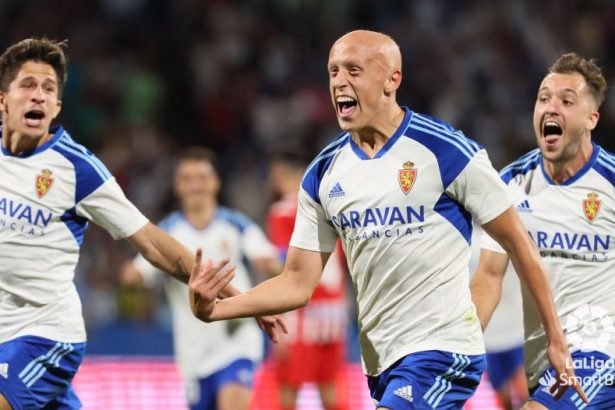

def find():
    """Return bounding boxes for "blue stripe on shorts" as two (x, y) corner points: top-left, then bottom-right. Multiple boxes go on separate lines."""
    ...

(368, 350), (486, 409)
(0, 335), (86, 409)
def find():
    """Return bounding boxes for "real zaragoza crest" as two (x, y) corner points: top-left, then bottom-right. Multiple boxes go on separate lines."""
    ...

(582, 192), (601, 223)
(35, 168), (54, 198)
(398, 161), (417, 195)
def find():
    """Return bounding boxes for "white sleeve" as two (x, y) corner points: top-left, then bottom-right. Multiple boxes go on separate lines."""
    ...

(446, 150), (514, 225)
(76, 178), (149, 240)
(289, 187), (338, 253)
(240, 224), (278, 260)
(480, 180), (526, 255)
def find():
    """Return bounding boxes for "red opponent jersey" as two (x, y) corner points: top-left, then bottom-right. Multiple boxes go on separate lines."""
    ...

(268, 193), (347, 344)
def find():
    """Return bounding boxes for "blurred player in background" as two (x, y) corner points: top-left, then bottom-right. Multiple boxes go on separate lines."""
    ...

(122, 147), (282, 410)
(189, 30), (585, 408)
(0, 38), (279, 410)
(472, 53), (614, 409)
(470, 225), (527, 410)
(267, 148), (348, 410)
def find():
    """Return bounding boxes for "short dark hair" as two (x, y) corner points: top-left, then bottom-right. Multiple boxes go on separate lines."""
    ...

(175, 146), (218, 173)
(549, 52), (607, 108)
(0, 38), (68, 97)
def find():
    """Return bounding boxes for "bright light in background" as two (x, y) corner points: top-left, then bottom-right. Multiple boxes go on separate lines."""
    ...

(73, 357), (500, 409)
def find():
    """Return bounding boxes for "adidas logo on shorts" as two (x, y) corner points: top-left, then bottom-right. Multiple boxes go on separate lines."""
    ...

(393, 385), (413, 402)
(0, 363), (8, 379)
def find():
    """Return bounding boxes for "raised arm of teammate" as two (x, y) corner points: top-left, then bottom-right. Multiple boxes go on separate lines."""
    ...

(128, 221), (236, 287)
(475, 207), (588, 403)
(127, 225), (287, 342)
(189, 246), (329, 321)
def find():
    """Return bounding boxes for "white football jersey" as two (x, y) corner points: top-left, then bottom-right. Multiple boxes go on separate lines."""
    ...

(0, 126), (148, 343)
(291, 107), (514, 376)
(482, 144), (615, 388)
(134, 208), (278, 380)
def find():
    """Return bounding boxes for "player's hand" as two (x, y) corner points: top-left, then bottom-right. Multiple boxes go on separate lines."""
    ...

(546, 337), (589, 403)
(270, 330), (290, 359)
(256, 315), (288, 343)
(188, 248), (235, 322)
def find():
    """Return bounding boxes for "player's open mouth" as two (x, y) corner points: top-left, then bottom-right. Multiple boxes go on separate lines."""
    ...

(337, 96), (357, 117)
(542, 120), (562, 144)
(24, 110), (45, 127)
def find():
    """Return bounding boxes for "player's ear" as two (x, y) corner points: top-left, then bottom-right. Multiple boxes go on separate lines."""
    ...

(51, 99), (62, 119)
(384, 70), (402, 95)
(0, 91), (5, 112)
(587, 110), (599, 131)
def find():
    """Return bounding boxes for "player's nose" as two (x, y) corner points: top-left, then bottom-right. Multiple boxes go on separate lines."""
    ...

(31, 86), (45, 102)
(331, 72), (348, 89)
(543, 99), (561, 116)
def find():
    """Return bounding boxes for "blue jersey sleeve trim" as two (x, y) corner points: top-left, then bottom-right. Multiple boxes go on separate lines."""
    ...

(405, 113), (482, 188)
(52, 133), (112, 203)
(540, 142), (599, 186)
(411, 113), (481, 157)
(594, 146), (615, 187)
(314, 130), (350, 161)
(597, 145), (615, 167)
(302, 134), (350, 204)
(0, 125), (64, 157)
(60, 207), (89, 246)
(433, 193), (472, 244)
(57, 133), (112, 179)
(597, 145), (615, 166)
(499, 149), (541, 183)
(215, 207), (253, 234)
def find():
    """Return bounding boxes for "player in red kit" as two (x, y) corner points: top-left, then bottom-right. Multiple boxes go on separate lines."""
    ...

(267, 148), (349, 410)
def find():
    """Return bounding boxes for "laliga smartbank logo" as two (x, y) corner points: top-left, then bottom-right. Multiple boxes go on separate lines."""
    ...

(566, 304), (615, 352)
(538, 371), (557, 389)
(538, 303), (615, 390)
(538, 356), (615, 389)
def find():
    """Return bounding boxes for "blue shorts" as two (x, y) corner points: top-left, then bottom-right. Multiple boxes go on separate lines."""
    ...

(186, 358), (255, 410)
(486, 345), (524, 390)
(529, 350), (615, 409)
(0, 335), (86, 410)
(367, 350), (486, 409)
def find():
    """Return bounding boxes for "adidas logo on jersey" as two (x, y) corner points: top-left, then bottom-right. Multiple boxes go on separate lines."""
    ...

(517, 199), (532, 213)
(0, 363), (8, 379)
(393, 385), (413, 402)
(328, 182), (345, 198)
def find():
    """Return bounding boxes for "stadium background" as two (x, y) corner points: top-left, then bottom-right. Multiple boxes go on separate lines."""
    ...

(1, 0), (614, 408)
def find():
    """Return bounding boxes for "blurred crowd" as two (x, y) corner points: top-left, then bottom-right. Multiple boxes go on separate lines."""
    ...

(1, 0), (614, 337)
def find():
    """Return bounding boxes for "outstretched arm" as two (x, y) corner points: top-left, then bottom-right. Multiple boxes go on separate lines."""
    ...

(189, 246), (329, 322)
(482, 207), (588, 403)
(470, 248), (509, 331)
(127, 222), (239, 290)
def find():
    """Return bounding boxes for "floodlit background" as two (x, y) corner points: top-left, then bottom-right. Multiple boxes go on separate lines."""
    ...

(1, 0), (614, 408)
